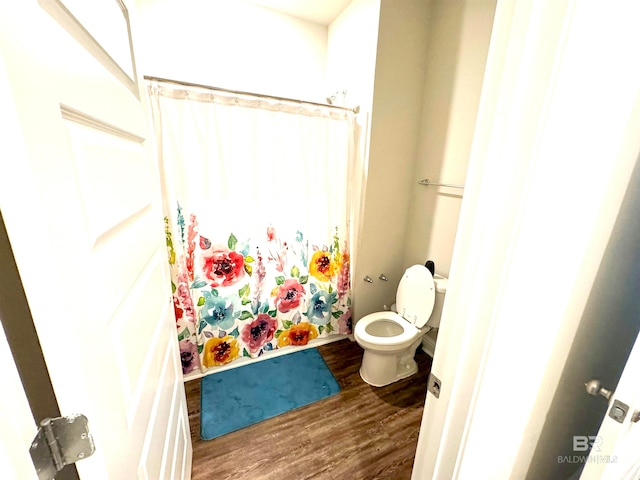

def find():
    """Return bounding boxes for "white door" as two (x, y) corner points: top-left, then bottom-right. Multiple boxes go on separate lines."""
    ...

(0, 1), (192, 479)
(581, 330), (640, 479)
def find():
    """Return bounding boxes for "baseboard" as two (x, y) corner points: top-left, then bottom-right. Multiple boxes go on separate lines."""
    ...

(421, 331), (437, 358)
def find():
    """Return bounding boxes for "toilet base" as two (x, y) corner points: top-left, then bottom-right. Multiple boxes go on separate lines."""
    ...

(359, 360), (417, 387)
(358, 341), (421, 387)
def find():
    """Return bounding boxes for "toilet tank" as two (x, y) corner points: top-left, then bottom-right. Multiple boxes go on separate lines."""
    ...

(429, 274), (448, 329)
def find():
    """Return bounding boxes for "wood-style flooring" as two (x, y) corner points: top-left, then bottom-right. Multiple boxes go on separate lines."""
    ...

(185, 338), (432, 480)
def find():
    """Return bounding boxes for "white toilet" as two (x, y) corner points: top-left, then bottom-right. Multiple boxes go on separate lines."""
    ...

(354, 265), (447, 387)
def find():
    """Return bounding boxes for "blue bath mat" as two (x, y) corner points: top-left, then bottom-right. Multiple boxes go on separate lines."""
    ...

(200, 348), (340, 440)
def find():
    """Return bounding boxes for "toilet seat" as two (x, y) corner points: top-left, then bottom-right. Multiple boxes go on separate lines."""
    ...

(396, 265), (436, 328)
(355, 311), (420, 350)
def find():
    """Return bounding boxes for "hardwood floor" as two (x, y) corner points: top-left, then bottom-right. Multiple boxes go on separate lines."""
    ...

(185, 338), (432, 480)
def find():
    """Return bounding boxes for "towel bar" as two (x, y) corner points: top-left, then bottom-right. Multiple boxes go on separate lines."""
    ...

(418, 178), (464, 189)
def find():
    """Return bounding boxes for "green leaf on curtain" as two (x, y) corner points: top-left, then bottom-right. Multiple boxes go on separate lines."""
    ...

(177, 327), (190, 341)
(244, 264), (253, 276)
(299, 275), (309, 285)
(347, 297), (352, 307)
(261, 302), (269, 314)
(239, 310), (253, 320)
(228, 233), (238, 250)
(318, 325), (324, 335)
(328, 285), (334, 294)
(243, 348), (251, 358)
(245, 255), (255, 263)
(198, 344), (204, 354)
(325, 323), (334, 333)
(164, 217), (176, 265)
(241, 298), (252, 305)
(238, 284), (250, 298)
(191, 279), (207, 289)
(211, 288), (219, 297)
(275, 276), (285, 285)
(198, 319), (207, 334)
(291, 265), (300, 278)
(268, 309), (277, 318)
(229, 327), (239, 338)
(282, 320), (293, 329)
(197, 296), (205, 306)
(171, 281), (176, 293)
(332, 311), (343, 319)
(274, 329), (283, 338)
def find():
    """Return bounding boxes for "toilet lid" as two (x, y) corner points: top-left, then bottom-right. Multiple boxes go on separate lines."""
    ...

(396, 265), (435, 328)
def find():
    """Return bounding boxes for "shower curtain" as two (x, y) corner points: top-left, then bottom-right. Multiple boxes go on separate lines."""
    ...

(147, 79), (364, 374)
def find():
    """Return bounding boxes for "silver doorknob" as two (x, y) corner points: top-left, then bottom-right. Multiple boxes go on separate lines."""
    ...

(585, 379), (613, 400)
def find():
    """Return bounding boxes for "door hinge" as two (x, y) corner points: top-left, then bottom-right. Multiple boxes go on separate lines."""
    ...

(30, 414), (95, 480)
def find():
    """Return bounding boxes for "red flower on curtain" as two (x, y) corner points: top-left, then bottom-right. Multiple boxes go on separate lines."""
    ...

(203, 247), (245, 287)
(275, 279), (306, 313)
(241, 314), (277, 354)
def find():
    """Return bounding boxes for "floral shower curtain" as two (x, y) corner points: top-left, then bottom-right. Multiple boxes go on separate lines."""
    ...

(147, 79), (363, 375)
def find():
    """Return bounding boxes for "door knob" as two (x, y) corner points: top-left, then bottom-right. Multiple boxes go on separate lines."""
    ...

(585, 379), (613, 400)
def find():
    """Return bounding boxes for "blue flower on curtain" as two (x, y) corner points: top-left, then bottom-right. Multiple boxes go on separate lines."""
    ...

(199, 292), (241, 330)
(306, 290), (337, 325)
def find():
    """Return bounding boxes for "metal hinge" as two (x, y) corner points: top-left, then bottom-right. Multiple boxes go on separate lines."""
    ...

(30, 414), (95, 480)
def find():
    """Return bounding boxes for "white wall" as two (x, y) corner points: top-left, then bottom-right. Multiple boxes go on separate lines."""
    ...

(326, 0), (380, 113)
(352, 0), (432, 317)
(403, 0), (496, 277)
(134, 0), (328, 102)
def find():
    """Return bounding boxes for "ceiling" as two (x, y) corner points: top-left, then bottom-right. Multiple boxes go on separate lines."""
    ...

(246, 0), (353, 25)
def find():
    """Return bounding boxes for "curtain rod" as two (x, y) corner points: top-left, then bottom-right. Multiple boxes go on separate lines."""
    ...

(143, 75), (360, 114)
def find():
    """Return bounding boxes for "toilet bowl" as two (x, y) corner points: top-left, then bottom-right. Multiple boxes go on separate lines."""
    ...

(354, 265), (446, 387)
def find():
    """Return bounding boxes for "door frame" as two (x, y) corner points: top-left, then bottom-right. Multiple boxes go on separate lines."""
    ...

(412, 0), (640, 478)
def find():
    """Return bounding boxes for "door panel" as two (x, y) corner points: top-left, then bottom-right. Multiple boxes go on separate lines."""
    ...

(39, 0), (138, 94)
(0, 1), (191, 478)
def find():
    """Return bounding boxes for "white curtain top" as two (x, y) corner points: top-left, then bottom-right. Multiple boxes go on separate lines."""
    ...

(146, 78), (354, 121)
